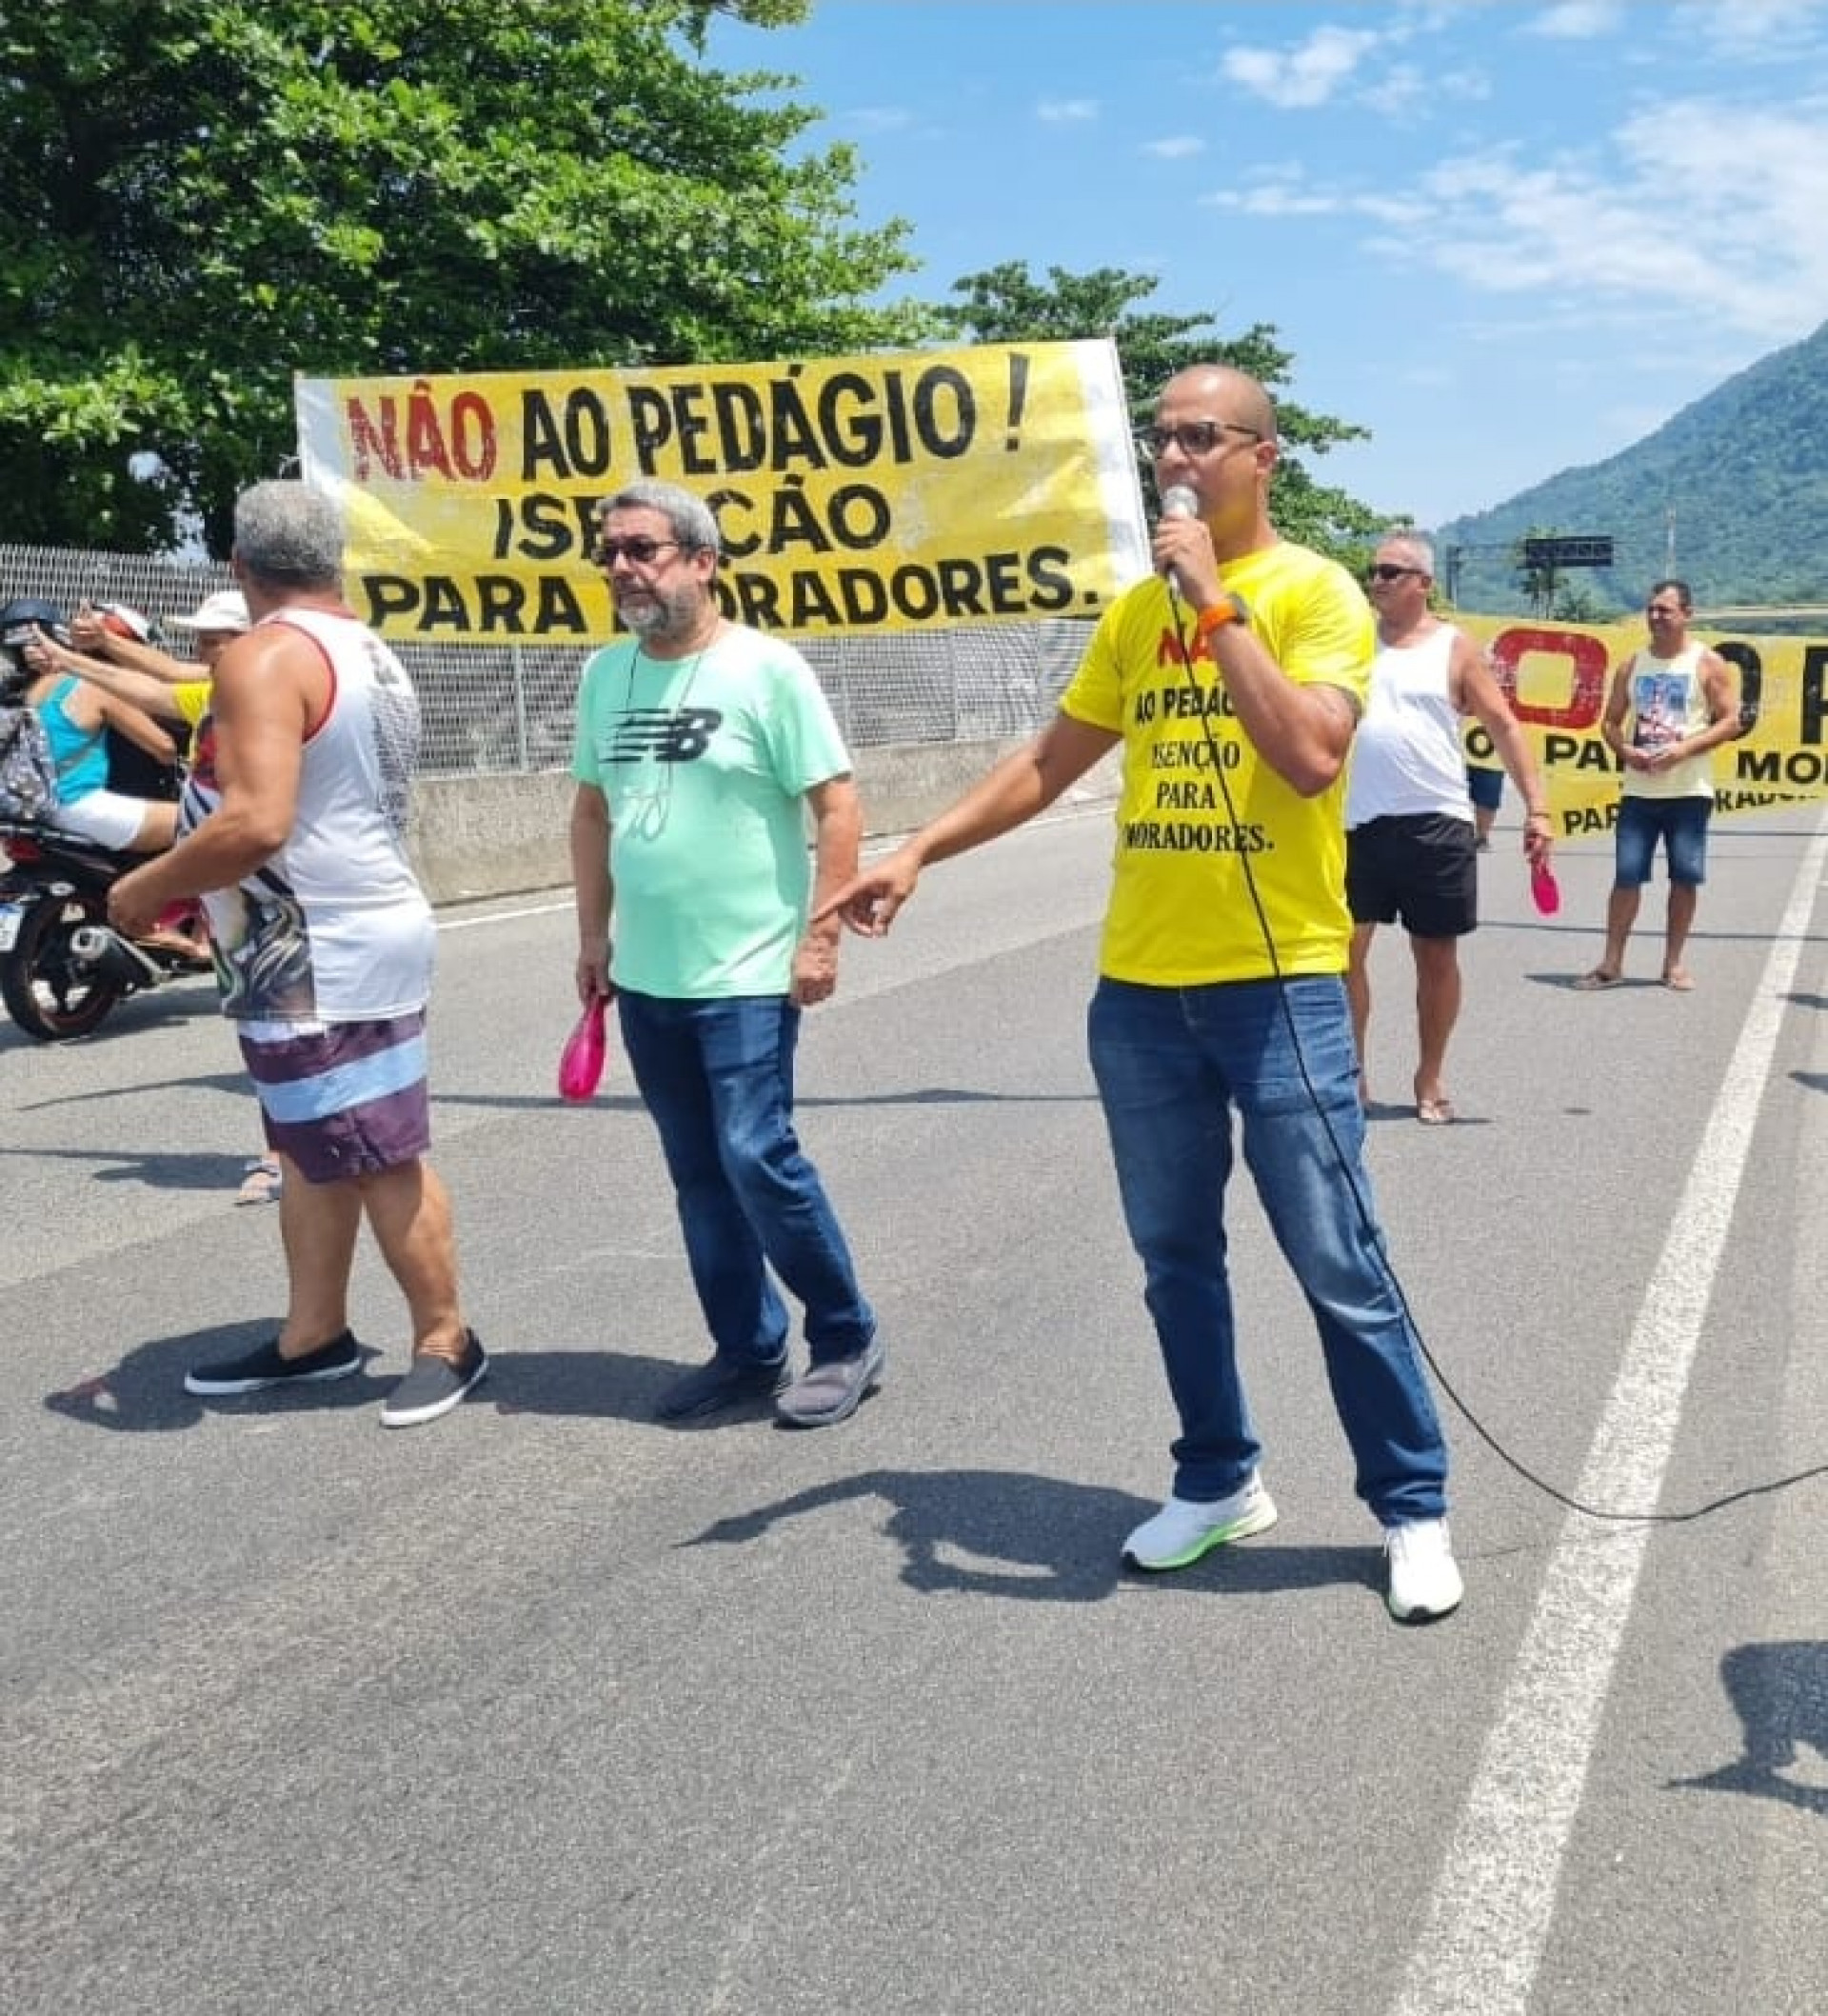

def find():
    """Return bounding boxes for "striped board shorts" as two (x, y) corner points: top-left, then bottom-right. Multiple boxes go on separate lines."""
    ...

(237, 1010), (432, 1184)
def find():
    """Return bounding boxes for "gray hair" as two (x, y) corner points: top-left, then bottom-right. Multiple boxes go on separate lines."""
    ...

(233, 480), (345, 589)
(594, 479), (722, 557)
(1380, 529), (1435, 576)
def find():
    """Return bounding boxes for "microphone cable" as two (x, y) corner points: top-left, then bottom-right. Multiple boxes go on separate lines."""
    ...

(1160, 584), (1826, 1526)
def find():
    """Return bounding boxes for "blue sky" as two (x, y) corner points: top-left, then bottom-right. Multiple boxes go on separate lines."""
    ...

(708, 0), (1828, 529)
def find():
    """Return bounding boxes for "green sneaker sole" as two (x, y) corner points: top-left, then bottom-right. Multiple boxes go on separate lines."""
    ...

(1124, 1501), (1279, 1572)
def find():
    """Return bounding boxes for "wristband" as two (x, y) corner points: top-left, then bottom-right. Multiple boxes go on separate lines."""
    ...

(1195, 594), (1249, 640)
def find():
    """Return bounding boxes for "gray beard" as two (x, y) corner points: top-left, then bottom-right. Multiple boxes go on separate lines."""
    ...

(621, 589), (695, 643)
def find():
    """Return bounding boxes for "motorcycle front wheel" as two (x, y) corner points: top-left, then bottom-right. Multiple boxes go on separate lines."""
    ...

(0, 893), (127, 1040)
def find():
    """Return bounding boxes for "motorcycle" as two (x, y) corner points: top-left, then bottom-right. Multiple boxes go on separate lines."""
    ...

(0, 815), (213, 1041)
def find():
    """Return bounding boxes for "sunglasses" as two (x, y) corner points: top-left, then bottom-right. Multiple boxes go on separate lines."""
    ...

(591, 535), (684, 568)
(1135, 420), (1263, 458)
(1365, 564), (1425, 583)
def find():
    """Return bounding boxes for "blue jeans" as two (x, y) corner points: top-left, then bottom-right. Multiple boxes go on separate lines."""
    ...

(1614, 793), (1711, 887)
(618, 990), (874, 1367)
(1087, 975), (1448, 1522)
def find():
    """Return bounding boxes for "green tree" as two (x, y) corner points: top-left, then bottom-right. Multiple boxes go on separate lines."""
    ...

(943, 261), (1387, 564)
(0, 0), (937, 553)
(1551, 582), (1609, 624)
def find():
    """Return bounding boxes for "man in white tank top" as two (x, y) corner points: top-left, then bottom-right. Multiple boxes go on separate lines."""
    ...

(108, 481), (486, 1428)
(1575, 579), (1739, 992)
(1345, 532), (1552, 1124)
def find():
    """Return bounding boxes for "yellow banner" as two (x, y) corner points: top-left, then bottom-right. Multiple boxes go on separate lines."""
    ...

(293, 343), (1148, 644)
(1458, 613), (1828, 834)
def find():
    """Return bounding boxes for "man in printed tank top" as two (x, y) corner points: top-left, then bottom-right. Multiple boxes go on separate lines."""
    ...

(109, 481), (486, 1428)
(1576, 580), (1739, 993)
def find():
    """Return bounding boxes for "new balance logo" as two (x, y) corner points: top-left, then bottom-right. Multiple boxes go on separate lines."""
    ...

(607, 708), (724, 763)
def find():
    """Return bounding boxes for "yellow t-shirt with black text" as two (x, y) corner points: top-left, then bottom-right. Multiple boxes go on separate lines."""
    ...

(1061, 539), (1373, 986)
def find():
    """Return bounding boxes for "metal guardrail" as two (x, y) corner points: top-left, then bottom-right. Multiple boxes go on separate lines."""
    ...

(1693, 607), (1828, 621)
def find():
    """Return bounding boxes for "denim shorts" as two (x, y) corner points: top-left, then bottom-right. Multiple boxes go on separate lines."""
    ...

(1615, 793), (1711, 888)
(1465, 766), (1505, 812)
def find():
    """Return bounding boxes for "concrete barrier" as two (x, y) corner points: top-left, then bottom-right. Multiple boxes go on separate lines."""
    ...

(408, 738), (1122, 907)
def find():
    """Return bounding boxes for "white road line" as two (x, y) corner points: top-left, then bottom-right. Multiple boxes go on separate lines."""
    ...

(1394, 805), (1828, 2016)
(436, 896), (573, 931)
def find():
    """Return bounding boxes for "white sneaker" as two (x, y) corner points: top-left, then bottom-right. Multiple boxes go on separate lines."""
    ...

(1384, 1517), (1463, 1622)
(1122, 1474), (1279, 1571)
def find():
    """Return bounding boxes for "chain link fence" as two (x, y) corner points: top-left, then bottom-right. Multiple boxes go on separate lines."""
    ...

(3, 543), (1089, 776)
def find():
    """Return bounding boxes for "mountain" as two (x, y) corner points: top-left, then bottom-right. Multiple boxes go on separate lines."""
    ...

(1436, 316), (1828, 617)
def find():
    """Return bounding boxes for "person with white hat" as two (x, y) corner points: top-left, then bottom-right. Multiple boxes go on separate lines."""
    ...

(169, 588), (252, 635)
(67, 589), (250, 737)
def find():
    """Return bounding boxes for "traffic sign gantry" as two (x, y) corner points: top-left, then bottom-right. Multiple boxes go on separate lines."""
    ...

(1522, 535), (1615, 569)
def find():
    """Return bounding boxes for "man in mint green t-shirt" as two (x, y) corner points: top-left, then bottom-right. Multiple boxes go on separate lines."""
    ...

(569, 479), (880, 1428)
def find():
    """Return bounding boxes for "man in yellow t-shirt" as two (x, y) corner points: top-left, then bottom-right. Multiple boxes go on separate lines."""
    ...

(820, 364), (1461, 1625)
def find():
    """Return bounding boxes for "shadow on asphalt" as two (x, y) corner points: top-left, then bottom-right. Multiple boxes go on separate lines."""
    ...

(427, 1085), (1099, 1118)
(485, 1346), (762, 1428)
(683, 1467), (1378, 1606)
(7, 1142), (260, 1190)
(9, 1067), (250, 1112)
(43, 1320), (388, 1433)
(1669, 1639), (1828, 1817)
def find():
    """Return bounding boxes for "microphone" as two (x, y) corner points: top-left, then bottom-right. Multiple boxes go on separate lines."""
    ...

(1159, 485), (1198, 601)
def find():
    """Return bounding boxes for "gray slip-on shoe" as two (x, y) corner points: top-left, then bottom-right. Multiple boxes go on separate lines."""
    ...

(775, 1337), (885, 1428)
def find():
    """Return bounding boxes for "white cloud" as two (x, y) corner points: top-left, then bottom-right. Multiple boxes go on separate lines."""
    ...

(1222, 26), (1382, 109)
(1202, 183), (1342, 218)
(1213, 89), (1828, 348)
(1036, 98), (1099, 124)
(1217, 16), (1489, 121)
(1142, 135), (1205, 160)
(1202, 172), (1433, 230)
(840, 106), (914, 134)
(1356, 61), (1429, 119)
(1403, 100), (1828, 339)
(1522, 2), (1625, 39)
(1673, 0), (1828, 53)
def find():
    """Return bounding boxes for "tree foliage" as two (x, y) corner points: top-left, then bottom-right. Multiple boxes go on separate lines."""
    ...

(0, 0), (936, 553)
(942, 262), (1388, 565)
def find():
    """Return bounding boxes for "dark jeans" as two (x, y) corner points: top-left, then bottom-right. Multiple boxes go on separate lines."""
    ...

(618, 989), (874, 1367)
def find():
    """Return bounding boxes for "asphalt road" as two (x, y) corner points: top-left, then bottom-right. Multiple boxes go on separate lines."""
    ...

(4, 806), (1826, 2016)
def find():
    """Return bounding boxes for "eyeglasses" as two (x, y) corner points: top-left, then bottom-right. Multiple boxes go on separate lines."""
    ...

(1365, 564), (1425, 583)
(1135, 420), (1263, 458)
(591, 535), (684, 568)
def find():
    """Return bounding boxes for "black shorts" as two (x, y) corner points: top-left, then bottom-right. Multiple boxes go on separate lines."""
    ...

(1346, 813), (1478, 938)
